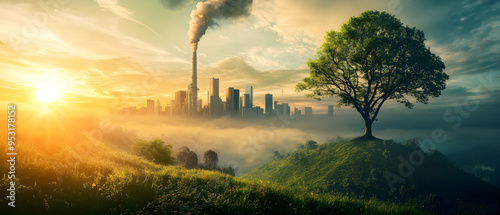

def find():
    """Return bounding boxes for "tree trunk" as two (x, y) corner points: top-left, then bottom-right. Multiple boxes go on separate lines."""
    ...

(362, 118), (374, 139)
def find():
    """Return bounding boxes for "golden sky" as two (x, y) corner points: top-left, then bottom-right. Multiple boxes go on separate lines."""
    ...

(0, 0), (498, 115)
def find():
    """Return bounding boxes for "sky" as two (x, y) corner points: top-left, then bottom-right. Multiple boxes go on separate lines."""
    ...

(0, 0), (499, 183)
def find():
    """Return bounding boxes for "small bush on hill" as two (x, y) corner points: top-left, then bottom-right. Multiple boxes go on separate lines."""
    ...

(132, 138), (175, 165)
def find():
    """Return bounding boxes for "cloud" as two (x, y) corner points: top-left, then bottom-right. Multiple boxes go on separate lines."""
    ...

(96, 0), (159, 35)
(406, 0), (500, 77)
(251, 0), (385, 45)
(199, 56), (308, 92)
(161, 0), (191, 11)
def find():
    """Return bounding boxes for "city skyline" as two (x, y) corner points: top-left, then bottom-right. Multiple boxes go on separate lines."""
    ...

(4, 1), (498, 116)
(120, 76), (325, 119)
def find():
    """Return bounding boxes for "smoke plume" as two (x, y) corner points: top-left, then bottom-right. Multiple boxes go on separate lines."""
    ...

(188, 0), (253, 51)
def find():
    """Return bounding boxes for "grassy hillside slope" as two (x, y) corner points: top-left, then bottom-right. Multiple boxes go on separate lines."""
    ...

(1, 139), (425, 215)
(242, 139), (500, 214)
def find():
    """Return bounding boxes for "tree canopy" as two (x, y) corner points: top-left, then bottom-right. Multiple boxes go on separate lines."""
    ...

(176, 146), (199, 169)
(132, 138), (175, 165)
(296, 10), (448, 138)
(203, 150), (219, 170)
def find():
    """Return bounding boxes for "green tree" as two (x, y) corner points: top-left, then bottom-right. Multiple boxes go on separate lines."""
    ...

(203, 150), (218, 170)
(306, 140), (318, 150)
(296, 10), (448, 139)
(176, 146), (198, 169)
(132, 138), (175, 165)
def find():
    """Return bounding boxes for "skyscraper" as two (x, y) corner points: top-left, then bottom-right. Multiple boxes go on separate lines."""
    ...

(174, 90), (186, 115)
(210, 77), (219, 97)
(226, 87), (234, 114)
(245, 86), (253, 107)
(294, 107), (300, 116)
(283, 103), (290, 116)
(265, 94), (273, 115)
(233, 89), (240, 114)
(305, 107), (313, 117)
(243, 94), (251, 108)
(273, 102), (289, 116)
(147, 99), (154, 115)
(156, 99), (162, 116)
(328, 105), (334, 117)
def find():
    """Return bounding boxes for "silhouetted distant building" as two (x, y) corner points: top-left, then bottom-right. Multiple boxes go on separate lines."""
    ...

(233, 89), (240, 115)
(274, 102), (290, 116)
(155, 99), (161, 116)
(245, 86), (253, 107)
(210, 95), (223, 118)
(328, 105), (334, 117)
(243, 94), (251, 108)
(226, 87), (234, 115)
(147, 99), (155, 115)
(265, 93), (273, 115)
(173, 90), (186, 116)
(256, 106), (263, 117)
(294, 107), (301, 116)
(305, 107), (312, 117)
(210, 77), (219, 97)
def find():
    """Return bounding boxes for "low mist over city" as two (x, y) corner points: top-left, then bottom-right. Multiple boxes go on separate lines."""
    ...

(1, 0), (499, 214)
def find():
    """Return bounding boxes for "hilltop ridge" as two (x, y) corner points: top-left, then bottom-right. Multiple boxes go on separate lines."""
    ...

(242, 138), (500, 214)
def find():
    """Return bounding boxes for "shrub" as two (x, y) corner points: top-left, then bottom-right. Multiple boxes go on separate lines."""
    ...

(176, 146), (199, 169)
(203, 150), (218, 170)
(305, 140), (318, 150)
(132, 139), (175, 165)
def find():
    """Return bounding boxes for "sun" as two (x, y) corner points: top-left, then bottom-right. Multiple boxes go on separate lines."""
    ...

(36, 89), (62, 102)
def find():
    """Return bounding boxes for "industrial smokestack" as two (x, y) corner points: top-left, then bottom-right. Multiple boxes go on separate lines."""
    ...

(191, 48), (198, 114)
(188, 0), (253, 51)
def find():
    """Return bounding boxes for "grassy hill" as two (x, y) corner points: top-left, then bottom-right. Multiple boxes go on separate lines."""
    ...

(0, 139), (426, 215)
(242, 138), (500, 214)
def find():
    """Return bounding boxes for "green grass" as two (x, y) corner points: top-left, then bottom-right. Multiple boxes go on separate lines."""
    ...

(0, 139), (425, 214)
(242, 138), (500, 214)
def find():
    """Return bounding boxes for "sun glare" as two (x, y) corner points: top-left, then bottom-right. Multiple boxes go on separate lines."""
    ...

(36, 89), (62, 102)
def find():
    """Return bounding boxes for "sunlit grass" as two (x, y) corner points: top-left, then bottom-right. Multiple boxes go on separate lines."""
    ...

(0, 139), (424, 214)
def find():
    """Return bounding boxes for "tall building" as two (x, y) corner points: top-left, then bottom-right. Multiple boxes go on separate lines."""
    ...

(265, 94), (273, 115)
(210, 77), (219, 97)
(256, 106), (263, 117)
(233, 89), (240, 114)
(294, 107), (300, 116)
(198, 99), (203, 112)
(305, 107), (313, 117)
(156, 99), (162, 116)
(147, 99), (155, 115)
(245, 86), (253, 107)
(283, 103), (290, 116)
(328, 105), (334, 117)
(243, 94), (251, 108)
(173, 90), (186, 115)
(210, 95), (223, 118)
(226, 87), (234, 114)
(274, 102), (290, 116)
